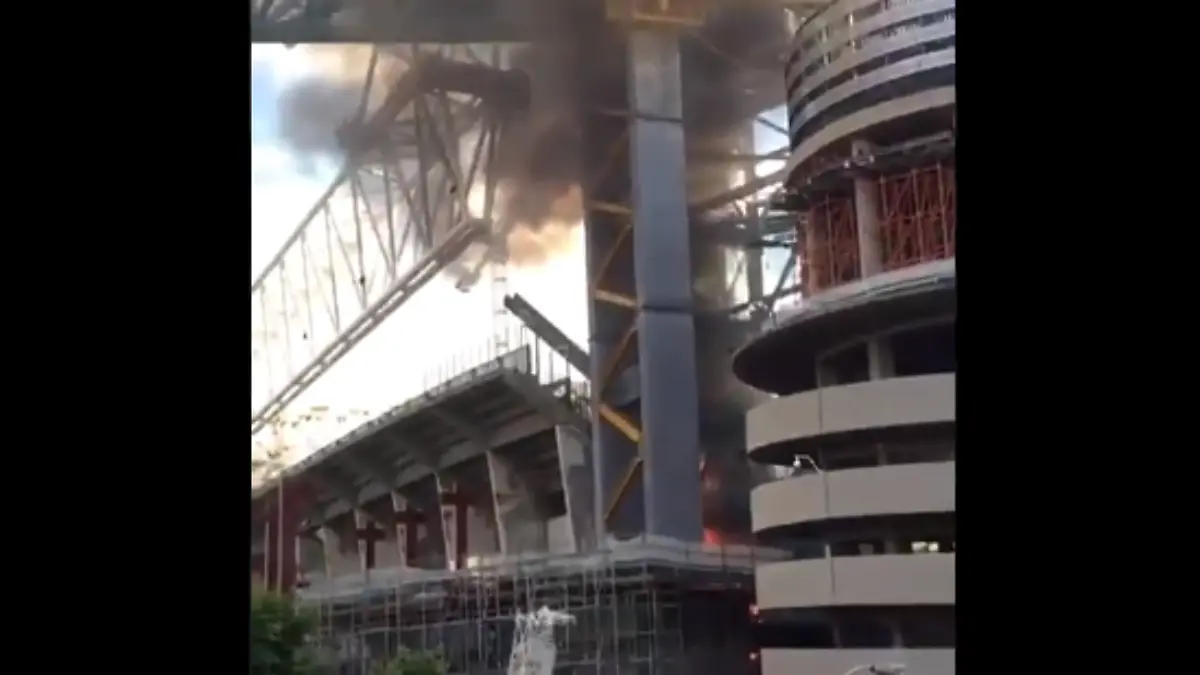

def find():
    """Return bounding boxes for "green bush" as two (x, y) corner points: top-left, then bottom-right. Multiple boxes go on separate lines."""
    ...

(373, 647), (447, 675)
(250, 587), (326, 675)
(251, 586), (446, 675)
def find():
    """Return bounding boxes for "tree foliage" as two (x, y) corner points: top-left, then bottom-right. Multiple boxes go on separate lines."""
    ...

(250, 587), (326, 675)
(251, 586), (446, 675)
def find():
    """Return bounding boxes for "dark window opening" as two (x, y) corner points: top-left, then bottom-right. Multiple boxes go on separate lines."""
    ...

(756, 608), (954, 650)
(838, 616), (895, 648)
(821, 342), (870, 385)
(889, 322), (955, 377)
(755, 617), (836, 649)
(886, 438), (955, 465)
(819, 445), (880, 470)
(896, 608), (956, 648)
(830, 538), (885, 557)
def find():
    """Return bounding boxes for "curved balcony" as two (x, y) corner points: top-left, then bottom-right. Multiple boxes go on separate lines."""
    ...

(746, 374), (955, 452)
(784, 0), (956, 145)
(756, 553), (955, 609)
(752, 461), (955, 532)
(761, 648), (954, 675)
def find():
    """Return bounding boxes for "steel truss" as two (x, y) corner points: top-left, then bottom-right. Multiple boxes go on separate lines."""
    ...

(251, 45), (525, 436)
(252, 4), (822, 549)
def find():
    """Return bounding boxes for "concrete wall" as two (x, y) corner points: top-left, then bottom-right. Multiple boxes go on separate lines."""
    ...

(756, 554), (955, 609)
(747, 374), (955, 450)
(762, 648), (954, 675)
(752, 462), (955, 531)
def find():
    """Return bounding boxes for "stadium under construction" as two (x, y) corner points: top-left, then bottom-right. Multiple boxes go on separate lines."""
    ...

(250, 0), (955, 672)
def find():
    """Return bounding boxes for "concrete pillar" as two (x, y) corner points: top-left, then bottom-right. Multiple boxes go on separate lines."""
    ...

(555, 424), (596, 553)
(867, 338), (895, 380)
(371, 518), (402, 570)
(409, 476), (447, 569)
(487, 450), (544, 555)
(353, 510), (389, 574)
(852, 139), (883, 277)
(263, 486), (303, 592)
(321, 520), (359, 578)
(626, 30), (704, 542)
(815, 359), (837, 387)
(438, 483), (470, 570)
(296, 531), (327, 584)
(580, 26), (702, 541)
(313, 528), (334, 579)
(390, 492), (421, 567)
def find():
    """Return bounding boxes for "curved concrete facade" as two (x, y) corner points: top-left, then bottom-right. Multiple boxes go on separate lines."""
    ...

(784, 0), (956, 170)
(756, 553), (955, 609)
(762, 649), (954, 675)
(751, 461), (955, 531)
(747, 374), (955, 452)
(741, 1), (955, 670)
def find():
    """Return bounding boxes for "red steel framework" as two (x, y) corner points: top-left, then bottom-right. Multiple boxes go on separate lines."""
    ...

(801, 194), (859, 294)
(878, 162), (956, 271)
(253, 478), (317, 593)
(798, 160), (956, 294)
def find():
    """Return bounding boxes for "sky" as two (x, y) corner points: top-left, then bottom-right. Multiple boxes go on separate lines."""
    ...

(250, 45), (790, 464)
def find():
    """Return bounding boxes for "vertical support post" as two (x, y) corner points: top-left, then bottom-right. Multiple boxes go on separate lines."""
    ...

(867, 338), (895, 380)
(314, 528), (334, 579)
(354, 510), (387, 574)
(438, 481), (470, 570)
(263, 482), (303, 593)
(411, 475), (447, 569)
(353, 509), (370, 574)
(390, 491), (422, 567)
(555, 424), (597, 553)
(487, 450), (544, 555)
(852, 139), (883, 277)
(581, 29), (644, 541)
(626, 31), (704, 541)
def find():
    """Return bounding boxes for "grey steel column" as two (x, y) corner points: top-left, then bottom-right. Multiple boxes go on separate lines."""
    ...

(580, 26), (645, 540)
(626, 31), (703, 542)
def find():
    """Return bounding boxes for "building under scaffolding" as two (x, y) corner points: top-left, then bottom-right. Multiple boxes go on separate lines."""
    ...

(251, 332), (786, 675)
(307, 539), (769, 675)
(251, 1), (812, 673)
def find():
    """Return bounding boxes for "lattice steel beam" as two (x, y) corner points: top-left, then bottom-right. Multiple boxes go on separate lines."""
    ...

(251, 49), (526, 436)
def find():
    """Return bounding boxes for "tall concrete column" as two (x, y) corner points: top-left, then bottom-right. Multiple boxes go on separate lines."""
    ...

(314, 528), (334, 579)
(353, 509), (389, 574)
(555, 424), (596, 553)
(263, 486), (303, 592)
(578, 20), (702, 542)
(320, 521), (358, 578)
(852, 139), (883, 277)
(579, 24), (645, 540)
(390, 491), (421, 567)
(438, 481), (471, 570)
(867, 338), (895, 380)
(627, 31), (704, 541)
(487, 450), (544, 555)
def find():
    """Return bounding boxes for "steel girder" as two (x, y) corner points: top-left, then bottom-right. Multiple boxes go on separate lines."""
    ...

(251, 46), (526, 436)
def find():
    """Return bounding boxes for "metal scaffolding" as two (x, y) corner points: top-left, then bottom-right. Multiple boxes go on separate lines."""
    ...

(790, 136), (958, 296)
(302, 539), (772, 675)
